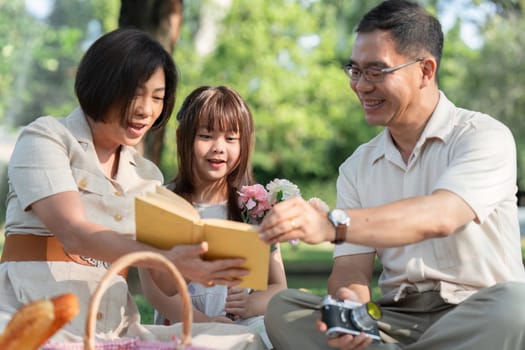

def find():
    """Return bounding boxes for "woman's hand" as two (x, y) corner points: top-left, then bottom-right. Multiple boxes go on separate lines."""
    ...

(224, 287), (251, 320)
(209, 315), (234, 323)
(153, 242), (248, 295)
(258, 197), (334, 245)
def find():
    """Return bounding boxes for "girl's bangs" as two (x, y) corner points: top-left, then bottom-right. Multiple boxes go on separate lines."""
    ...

(198, 102), (242, 132)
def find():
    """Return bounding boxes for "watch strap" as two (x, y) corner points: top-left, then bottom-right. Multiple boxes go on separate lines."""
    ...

(331, 224), (347, 244)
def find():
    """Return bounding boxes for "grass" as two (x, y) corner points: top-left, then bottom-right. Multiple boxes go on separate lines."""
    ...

(281, 241), (333, 271)
(281, 242), (333, 296)
(135, 294), (155, 324)
(281, 242), (382, 298)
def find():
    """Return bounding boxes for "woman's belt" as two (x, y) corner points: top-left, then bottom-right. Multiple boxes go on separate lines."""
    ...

(0, 234), (128, 278)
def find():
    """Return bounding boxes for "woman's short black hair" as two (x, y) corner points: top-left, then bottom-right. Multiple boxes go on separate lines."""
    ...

(75, 28), (178, 130)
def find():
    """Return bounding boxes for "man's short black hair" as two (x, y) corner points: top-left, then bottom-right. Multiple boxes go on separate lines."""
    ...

(357, 0), (444, 71)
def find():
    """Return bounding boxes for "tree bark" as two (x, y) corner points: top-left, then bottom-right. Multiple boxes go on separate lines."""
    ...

(118, 0), (183, 165)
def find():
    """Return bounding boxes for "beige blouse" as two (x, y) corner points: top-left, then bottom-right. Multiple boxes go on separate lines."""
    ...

(5, 107), (163, 238)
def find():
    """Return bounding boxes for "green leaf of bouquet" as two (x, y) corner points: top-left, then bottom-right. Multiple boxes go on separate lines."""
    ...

(277, 190), (283, 202)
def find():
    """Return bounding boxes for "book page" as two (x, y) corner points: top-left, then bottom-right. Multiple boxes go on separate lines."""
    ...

(135, 189), (203, 249)
(151, 186), (199, 221)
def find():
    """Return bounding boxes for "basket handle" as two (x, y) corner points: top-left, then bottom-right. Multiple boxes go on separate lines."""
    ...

(83, 251), (192, 349)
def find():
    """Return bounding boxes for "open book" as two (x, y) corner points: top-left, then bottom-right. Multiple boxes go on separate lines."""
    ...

(135, 186), (270, 290)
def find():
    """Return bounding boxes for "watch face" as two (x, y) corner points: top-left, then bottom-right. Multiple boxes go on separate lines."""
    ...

(330, 209), (350, 225)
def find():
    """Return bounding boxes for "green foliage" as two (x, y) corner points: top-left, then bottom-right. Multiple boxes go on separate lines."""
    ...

(0, 0), (119, 128)
(0, 1), (43, 125)
(2, 0), (525, 202)
(296, 179), (337, 208)
(163, 0), (380, 188)
(134, 294), (154, 324)
(450, 6), (525, 187)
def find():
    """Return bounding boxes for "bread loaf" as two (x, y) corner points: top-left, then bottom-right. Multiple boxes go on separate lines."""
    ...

(0, 293), (80, 350)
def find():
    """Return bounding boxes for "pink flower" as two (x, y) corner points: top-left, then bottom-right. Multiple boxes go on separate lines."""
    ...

(238, 179), (302, 225)
(238, 184), (268, 204)
(238, 184), (271, 224)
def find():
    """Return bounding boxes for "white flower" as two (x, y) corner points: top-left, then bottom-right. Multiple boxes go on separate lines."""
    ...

(307, 197), (330, 213)
(266, 178), (301, 203)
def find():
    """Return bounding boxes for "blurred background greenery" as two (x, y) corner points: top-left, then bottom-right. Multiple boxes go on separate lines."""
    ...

(1, 0), (525, 321)
(1, 0), (525, 218)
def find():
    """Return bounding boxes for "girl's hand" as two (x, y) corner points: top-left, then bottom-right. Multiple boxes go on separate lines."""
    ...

(224, 287), (251, 320)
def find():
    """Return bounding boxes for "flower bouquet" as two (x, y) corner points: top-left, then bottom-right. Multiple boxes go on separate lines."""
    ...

(238, 178), (301, 225)
(237, 178), (329, 246)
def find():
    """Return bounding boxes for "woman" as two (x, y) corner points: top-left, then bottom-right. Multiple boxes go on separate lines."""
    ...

(0, 28), (262, 349)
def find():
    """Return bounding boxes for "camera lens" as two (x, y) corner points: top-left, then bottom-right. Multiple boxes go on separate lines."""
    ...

(366, 302), (382, 321)
(350, 302), (382, 331)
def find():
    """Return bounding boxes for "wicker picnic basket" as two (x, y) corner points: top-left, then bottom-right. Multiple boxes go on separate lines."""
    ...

(43, 251), (209, 350)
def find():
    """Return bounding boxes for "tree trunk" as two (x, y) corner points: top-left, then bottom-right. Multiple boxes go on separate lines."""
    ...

(118, 0), (183, 165)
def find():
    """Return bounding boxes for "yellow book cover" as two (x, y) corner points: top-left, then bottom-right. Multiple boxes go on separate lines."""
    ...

(135, 186), (270, 290)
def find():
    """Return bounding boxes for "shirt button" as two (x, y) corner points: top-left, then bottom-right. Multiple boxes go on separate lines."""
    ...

(114, 191), (122, 196)
(79, 179), (88, 188)
(96, 312), (103, 320)
(114, 214), (122, 222)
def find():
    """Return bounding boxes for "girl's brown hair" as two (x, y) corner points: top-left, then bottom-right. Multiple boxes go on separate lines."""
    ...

(171, 86), (255, 221)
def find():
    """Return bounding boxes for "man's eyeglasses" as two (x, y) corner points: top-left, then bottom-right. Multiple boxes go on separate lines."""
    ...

(343, 58), (423, 83)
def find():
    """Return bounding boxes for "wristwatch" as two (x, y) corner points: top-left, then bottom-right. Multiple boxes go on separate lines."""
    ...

(327, 209), (350, 244)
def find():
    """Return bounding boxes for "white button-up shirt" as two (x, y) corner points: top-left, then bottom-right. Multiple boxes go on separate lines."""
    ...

(334, 92), (525, 304)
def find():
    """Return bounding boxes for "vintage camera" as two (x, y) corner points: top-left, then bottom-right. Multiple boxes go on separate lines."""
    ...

(320, 295), (382, 342)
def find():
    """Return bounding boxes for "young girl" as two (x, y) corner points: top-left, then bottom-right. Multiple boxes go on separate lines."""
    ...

(140, 85), (286, 349)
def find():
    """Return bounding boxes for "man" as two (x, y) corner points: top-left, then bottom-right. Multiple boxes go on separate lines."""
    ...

(258, 1), (525, 349)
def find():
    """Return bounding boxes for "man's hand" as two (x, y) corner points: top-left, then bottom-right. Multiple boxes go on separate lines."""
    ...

(259, 197), (334, 245)
(316, 288), (374, 350)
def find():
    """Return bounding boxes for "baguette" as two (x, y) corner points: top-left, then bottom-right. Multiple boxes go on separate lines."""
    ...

(0, 293), (80, 350)
(48, 293), (81, 340)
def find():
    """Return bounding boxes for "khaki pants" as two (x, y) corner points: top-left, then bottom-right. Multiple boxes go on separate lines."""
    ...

(265, 282), (525, 350)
